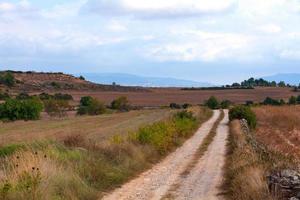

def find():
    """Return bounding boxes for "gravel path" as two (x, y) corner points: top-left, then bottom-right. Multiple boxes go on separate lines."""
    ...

(167, 110), (229, 200)
(102, 110), (221, 200)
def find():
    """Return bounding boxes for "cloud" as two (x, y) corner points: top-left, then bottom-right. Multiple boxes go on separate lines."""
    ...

(280, 49), (300, 60)
(107, 20), (127, 32)
(83, 0), (237, 19)
(258, 24), (282, 34)
(0, 0), (38, 19)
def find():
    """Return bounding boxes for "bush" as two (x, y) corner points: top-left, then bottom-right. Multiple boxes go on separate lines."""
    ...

(54, 93), (73, 101)
(16, 92), (32, 100)
(263, 97), (281, 105)
(220, 100), (231, 109)
(170, 103), (182, 109)
(289, 96), (297, 105)
(0, 72), (15, 87)
(182, 103), (191, 109)
(229, 105), (257, 129)
(44, 99), (71, 117)
(39, 93), (52, 100)
(79, 75), (85, 80)
(205, 96), (219, 109)
(245, 101), (254, 106)
(0, 98), (43, 121)
(77, 97), (106, 115)
(0, 91), (9, 100)
(111, 96), (130, 111)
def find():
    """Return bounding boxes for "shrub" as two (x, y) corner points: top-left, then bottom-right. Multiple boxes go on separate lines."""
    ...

(220, 100), (231, 109)
(16, 92), (32, 100)
(182, 103), (191, 109)
(0, 98), (43, 121)
(0, 91), (10, 100)
(245, 100), (254, 106)
(0, 72), (15, 87)
(77, 97), (106, 115)
(289, 96), (297, 105)
(111, 96), (130, 111)
(44, 99), (71, 117)
(79, 75), (85, 80)
(229, 105), (257, 129)
(170, 103), (182, 109)
(54, 93), (73, 101)
(205, 96), (219, 109)
(263, 97), (281, 105)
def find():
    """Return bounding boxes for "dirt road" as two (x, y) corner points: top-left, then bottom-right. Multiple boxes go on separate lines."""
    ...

(102, 110), (229, 200)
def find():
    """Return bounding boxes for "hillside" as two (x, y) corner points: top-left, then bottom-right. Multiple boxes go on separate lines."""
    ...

(0, 71), (147, 92)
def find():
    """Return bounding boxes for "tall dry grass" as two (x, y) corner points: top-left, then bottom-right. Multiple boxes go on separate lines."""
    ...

(0, 107), (212, 199)
(222, 120), (274, 200)
(253, 106), (300, 159)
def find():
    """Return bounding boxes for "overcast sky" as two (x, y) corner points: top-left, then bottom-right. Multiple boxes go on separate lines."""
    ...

(0, 0), (299, 84)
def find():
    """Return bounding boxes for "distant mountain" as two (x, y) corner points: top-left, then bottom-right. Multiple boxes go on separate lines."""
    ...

(262, 73), (300, 85)
(79, 73), (214, 87)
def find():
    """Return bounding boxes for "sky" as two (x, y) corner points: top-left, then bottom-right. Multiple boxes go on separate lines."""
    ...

(0, 0), (299, 84)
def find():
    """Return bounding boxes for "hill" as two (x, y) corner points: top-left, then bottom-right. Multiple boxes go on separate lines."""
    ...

(0, 71), (147, 92)
(262, 73), (300, 85)
(79, 73), (214, 87)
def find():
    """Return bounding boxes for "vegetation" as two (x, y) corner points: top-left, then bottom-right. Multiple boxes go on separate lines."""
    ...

(0, 98), (43, 121)
(111, 96), (130, 111)
(0, 107), (212, 199)
(220, 100), (231, 109)
(79, 75), (85, 80)
(229, 105), (257, 129)
(77, 96), (106, 115)
(44, 99), (71, 117)
(205, 96), (219, 109)
(0, 72), (15, 87)
(289, 96), (297, 105)
(0, 91), (10, 100)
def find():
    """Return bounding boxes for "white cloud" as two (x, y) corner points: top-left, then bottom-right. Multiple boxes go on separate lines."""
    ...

(280, 49), (300, 60)
(107, 20), (127, 32)
(83, 0), (236, 19)
(258, 24), (282, 34)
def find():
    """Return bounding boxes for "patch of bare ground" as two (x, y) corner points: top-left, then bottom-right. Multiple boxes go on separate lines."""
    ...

(102, 110), (221, 200)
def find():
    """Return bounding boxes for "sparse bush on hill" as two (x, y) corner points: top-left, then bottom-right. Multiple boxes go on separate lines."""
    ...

(111, 96), (130, 111)
(16, 92), (32, 100)
(229, 105), (257, 129)
(289, 96), (297, 105)
(170, 103), (182, 109)
(77, 96), (106, 115)
(0, 98), (43, 121)
(205, 96), (219, 109)
(53, 93), (73, 101)
(44, 99), (71, 117)
(79, 75), (85, 80)
(0, 72), (15, 87)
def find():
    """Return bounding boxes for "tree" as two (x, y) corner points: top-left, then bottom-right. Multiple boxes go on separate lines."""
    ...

(77, 96), (106, 115)
(111, 96), (130, 111)
(278, 81), (286, 87)
(229, 105), (257, 129)
(220, 100), (231, 109)
(79, 75), (85, 80)
(205, 96), (219, 109)
(80, 96), (93, 106)
(44, 99), (71, 117)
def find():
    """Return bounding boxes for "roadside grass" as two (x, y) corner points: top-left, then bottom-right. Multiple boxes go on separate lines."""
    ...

(222, 119), (297, 200)
(0, 107), (212, 199)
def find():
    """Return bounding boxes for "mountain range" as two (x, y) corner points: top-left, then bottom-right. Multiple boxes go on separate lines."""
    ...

(79, 73), (214, 87)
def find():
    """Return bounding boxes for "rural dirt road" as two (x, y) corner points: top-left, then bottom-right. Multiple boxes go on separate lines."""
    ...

(102, 110), (229, 200)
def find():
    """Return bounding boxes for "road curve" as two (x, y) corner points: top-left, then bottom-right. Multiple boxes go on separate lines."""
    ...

(101, 110), (221, 200)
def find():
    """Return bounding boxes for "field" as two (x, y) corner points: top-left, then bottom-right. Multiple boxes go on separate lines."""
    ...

(253, 105), (300, 159)
(0, 109), (173, 146)
(68, 87), (298, 106)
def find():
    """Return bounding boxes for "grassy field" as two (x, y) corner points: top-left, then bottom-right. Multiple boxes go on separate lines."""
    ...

(0, 107), (212, 199)
(0, 109), (173, 146)
(253, 105), (300, 159)
(66, 87), (299, 106)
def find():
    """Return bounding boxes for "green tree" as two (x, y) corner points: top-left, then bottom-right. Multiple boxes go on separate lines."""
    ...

(289, 96), (297, 105)
(205, 96), (219, 109)
(77, 96), (106, 115)
(0, 72), (15, 87)
(229, 105), (257, 129)
(111, 96), (130, 111)
(220, 100), (231, 109)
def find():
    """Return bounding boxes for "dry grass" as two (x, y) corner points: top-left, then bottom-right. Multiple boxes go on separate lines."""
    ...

(0, 109), (173, 146)
(222, 120), (274, 200)
(0, 107), (212, 199)
(253, 106), (300, 159)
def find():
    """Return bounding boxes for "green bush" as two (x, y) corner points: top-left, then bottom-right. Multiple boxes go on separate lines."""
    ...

(44, 99), (71, 117)
(220, 100), (231, 109)
(263, 97), (283, 105)
(289, 96), (297, 105)
(229, 105), (257, 129)
(0, 91), (9, 100)
(0, 98), (43, 121)
(205, 96), (219, 109)
(111, 96), (130, 111)
(77, 97), (106, 115)
(54, 93), (73, 101)
(0, 72), (15, 87)
(16, 92), (32, 100)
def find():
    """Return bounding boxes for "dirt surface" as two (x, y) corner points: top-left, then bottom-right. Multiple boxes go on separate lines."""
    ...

(69, 87), (299, 106)
(102, 109), (229, 200)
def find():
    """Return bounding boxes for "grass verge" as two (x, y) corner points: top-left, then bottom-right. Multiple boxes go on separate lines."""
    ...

(0, 107), (212, 199)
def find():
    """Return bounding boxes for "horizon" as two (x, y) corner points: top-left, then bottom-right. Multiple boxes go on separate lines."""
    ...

(0, 0), (299, 84)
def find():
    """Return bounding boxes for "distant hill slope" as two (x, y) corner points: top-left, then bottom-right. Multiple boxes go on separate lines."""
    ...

(80, 73), (213, 87)
(262, 73), (300, 85)
(0, 71), (146, 92)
